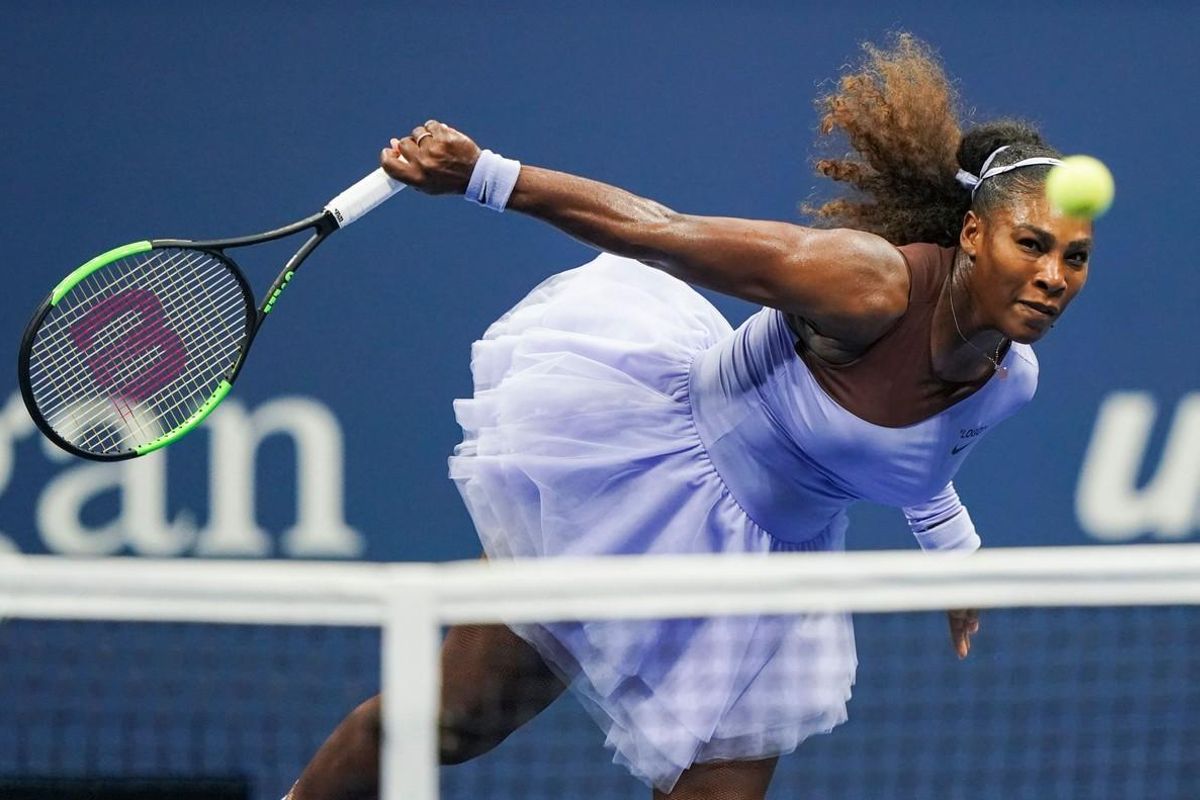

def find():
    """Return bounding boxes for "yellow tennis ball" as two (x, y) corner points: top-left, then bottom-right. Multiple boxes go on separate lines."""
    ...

(1045, 155), (1114, 219)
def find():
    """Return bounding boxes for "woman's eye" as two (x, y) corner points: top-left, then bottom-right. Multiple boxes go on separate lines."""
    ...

(1018, 239), (1041, 252)
(1067, 251), (1090, 266)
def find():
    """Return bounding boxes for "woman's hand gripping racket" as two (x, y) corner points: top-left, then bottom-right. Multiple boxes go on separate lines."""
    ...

(18, 167), (405, 461)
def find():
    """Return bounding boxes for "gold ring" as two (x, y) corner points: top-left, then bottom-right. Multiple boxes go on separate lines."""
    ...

(415, 131), (432, 146)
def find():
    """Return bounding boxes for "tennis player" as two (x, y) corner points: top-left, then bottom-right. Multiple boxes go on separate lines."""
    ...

(288, 34), (1093, 800)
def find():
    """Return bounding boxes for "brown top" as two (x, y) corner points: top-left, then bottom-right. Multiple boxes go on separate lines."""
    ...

(790, 243), (999, 428)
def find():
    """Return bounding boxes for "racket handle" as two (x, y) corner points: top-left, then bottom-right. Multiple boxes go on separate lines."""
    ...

(324, 168), (406, 228)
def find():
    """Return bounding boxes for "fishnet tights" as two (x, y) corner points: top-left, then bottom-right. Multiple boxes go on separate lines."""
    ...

(655, 757), (779, 800)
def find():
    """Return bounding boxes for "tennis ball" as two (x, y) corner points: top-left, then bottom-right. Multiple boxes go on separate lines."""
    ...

(1045, 155), (1114, 219)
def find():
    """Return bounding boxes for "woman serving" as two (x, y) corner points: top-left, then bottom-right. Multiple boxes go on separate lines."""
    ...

(290, 34), (1094, 800)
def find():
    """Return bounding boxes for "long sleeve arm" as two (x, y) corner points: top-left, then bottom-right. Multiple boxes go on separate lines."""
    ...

(902, 482), (981, 553)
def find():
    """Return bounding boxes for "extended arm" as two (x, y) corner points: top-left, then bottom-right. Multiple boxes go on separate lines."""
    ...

(381, 121), (909, 347)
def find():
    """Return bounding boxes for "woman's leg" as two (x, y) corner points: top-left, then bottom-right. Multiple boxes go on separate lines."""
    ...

(287, 695), (382, 800)
(654, 757), (779, 800)
(439, 623), (566, 763)
(288, 623), (564, 800)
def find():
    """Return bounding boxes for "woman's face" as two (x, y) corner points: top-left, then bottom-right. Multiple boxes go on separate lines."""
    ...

(960, 192), (1093, 344)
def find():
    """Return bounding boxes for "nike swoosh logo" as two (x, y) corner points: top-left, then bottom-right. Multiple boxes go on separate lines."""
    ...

(951, 442), (974, 455)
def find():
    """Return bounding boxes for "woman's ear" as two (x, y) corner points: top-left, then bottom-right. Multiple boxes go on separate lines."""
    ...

(959, 210), (981, 259)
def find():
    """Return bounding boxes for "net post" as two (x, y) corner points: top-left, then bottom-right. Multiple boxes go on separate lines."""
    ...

(380, 572), (441, 800)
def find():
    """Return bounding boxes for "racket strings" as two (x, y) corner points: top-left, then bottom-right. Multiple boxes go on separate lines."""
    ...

(60, 250), (247, 445)
(92, 252), (241, 420)
(68, 259), (242, 448)
(32, 284), (241, 429)
(38, 284), (243, 451)
(37, 298), (244, 451)
(34, 298), (217, 449)
(27, 247), (251, 456)
(31, 251), (228, 393)
(38, 249), (216, 338)
(33, 252), (243, 432)
(130, 253), (245, 430)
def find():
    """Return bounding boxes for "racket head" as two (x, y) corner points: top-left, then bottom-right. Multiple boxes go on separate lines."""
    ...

(18, 241), (257, 461)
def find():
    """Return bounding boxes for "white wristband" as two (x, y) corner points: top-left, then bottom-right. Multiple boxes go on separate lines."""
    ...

(465, 149), (521, 212)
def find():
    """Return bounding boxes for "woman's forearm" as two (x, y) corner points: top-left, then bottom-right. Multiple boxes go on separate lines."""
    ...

(506, 166), (683, 263)
(504, 165), (815, 305)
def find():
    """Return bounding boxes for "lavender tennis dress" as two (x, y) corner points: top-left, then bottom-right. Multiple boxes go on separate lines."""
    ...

(449, 248), (1037, 791)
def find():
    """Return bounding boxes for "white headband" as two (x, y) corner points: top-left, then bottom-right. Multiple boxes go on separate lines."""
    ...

(955, 145), (1063, 199)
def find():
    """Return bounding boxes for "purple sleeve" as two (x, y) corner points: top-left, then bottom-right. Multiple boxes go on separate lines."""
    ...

(902, 481), (981, 552)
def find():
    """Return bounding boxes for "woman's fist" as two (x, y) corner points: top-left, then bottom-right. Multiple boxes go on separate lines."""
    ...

(381, 120), (481, 195)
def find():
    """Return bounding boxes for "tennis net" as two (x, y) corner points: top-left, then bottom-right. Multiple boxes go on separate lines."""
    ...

(1, 545), (1197, 799)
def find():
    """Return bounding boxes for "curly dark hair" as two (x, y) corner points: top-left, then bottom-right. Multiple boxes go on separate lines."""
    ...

(804, 34), (1062, 247)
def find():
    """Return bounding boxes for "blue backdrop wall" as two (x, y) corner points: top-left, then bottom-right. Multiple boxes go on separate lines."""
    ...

(5, 2), (1196, 563)
(2, 3), (1199, 799)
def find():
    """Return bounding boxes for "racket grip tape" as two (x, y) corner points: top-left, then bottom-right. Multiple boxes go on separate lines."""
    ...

(324, 168), (406, 228)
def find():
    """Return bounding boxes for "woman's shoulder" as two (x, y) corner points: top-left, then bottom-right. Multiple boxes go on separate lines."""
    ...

(895, 242), (956, 302)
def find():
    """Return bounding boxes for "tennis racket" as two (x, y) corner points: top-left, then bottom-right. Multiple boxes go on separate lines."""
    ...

(18, 167), (405, 461)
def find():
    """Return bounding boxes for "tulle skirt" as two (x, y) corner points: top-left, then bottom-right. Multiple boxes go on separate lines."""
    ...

(449, 253), (856, 792)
